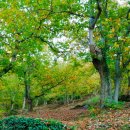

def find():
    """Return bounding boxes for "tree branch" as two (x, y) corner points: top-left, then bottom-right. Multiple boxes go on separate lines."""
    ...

(126, 8), (130, 35)
(33, 35), (61, 53)
(89, 0), (102, 29)
(0, 53), (16, 77)
(36, 9), (85, 18)
(126, 8), (130, 20)
(0, 33), (33, 77)
(104, 0), (108, 17)
(32, 78), (66, 100)
(123, 59), (130, 68)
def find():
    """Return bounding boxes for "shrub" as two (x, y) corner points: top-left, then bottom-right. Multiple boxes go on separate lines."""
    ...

(0, 109), (6, 118)
(88, 106), (102, 117)
(104, 99), (125, 109)
(0, 116), (75, 130)
(84, 95), (100, 107)
(121, 124), (130, 130)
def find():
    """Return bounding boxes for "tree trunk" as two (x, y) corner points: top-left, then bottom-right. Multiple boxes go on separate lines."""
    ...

(114, 53), (121, 102)
(35, 99), (39, 107)
(25, 84), (33, 111)
(22, 97), (26, 110)
(126, 70), (130, 96)
(89, 29), (112, 107)
(70, 93), (74, 103)
(64, 94), (67, 104)
(10, 99), (14, 111)
(100, 72), (107, 107)
(93, 56), (112, 107)
(24, 71), (33, 111)
(44, 100), (47, 105)
(27, 98), (33, 111)
(100, 69), (108, 107)
(127, 71), (130, 95)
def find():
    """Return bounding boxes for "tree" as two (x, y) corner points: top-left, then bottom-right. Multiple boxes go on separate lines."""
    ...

(0, 0), (129, 111)
(49, 0), (130, 105)
(87, 0), (112, 107)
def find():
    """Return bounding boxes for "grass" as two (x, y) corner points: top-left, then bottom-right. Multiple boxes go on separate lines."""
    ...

(83, 95), (100, 107)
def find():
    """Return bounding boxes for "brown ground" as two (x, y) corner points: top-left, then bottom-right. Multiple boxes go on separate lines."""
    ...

(20, 102), (130, 130)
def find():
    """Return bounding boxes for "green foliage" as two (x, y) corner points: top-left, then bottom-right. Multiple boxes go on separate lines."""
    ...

(104, 99), (125, 110)
(87, 106), (101, 118)
(88, 107), (98, 118)
(84, 96), (100, 117)
(0, 0), (129, 117)
(0, 116), (74, 130)
(121, 124), (130, 130)
(0, 110), (6, 118)
(84, 95), (100, 107)
(0, 73), (23, 116)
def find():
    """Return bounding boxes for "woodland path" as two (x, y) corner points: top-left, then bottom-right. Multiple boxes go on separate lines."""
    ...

(21, 102), (130, 130)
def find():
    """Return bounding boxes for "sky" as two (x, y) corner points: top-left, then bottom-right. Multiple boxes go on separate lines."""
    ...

(81, 0), (128, 5)
(117, 0), (127, 4)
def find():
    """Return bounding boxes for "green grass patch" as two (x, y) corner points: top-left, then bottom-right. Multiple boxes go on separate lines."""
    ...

(84, 95), (100, 107)
(104, 99), (125, 110)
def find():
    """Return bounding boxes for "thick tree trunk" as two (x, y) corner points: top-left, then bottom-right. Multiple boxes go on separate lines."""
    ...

(114, 53), (121, 102)
(100, 71), (107, 107)
(92, 57), (112, 107)
(89, 29), (112, 107)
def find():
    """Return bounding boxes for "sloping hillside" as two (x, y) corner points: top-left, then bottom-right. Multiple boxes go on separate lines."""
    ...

(20, 101), (130, 130)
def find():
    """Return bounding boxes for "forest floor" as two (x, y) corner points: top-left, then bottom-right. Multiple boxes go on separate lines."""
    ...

(21, 101), (130, 130)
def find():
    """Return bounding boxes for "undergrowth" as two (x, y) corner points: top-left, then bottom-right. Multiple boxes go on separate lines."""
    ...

(0, 116), (75, 130)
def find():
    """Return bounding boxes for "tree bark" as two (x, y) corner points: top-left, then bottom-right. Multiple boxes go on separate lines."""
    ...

(24, 71), (33, 111)
(0, 53), (17, 77)
(92, 54), (112, 107)
(10, 99), (14, 111)
(35, 99), (39, 107)
(88, 0), (113, 107)
(22, 97), (26, 110)
(114, 53), (121, 102)
(128, 71), (130, 95)
(89, 29), (112, 107)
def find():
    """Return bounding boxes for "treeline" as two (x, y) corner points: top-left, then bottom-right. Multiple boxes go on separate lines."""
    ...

(0, 0), (130, 114)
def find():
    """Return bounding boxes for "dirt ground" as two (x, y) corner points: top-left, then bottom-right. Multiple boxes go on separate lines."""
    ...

(20, 102), (130, 130)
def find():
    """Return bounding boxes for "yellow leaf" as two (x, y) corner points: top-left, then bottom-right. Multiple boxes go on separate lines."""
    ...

(108, 34), (114, 38)
(111, 28), (115, 33)
(114, 42), (119, 48)
(124, 47), (130, 52)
